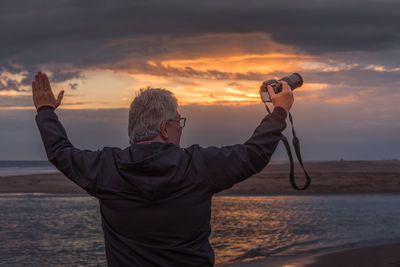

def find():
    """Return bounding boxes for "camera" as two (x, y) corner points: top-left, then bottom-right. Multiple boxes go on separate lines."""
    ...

(259, 73), (303, 102)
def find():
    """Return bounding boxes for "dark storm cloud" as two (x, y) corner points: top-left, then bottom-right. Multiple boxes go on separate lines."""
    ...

(0, 69), (84, 93)
(0, 78), (20, 91)
(2, 0), (400, 161)
(137, 61), (400, 94)
(48, 71), (83, 83)
(20, 70), (82, 90)
(69, 83), (78, 90)
(0, 69), (85, 92)
(1, 0), (400, 73)
(132, 62), (284, 81)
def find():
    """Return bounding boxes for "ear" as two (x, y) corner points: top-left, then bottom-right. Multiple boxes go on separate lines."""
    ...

(159, 120), (169, 140)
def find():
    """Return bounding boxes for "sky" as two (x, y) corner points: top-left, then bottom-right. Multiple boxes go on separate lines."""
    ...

(1, 0), (400, 160)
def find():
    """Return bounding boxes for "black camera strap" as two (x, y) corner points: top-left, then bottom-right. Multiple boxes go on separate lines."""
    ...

(264, 103), (311, 190)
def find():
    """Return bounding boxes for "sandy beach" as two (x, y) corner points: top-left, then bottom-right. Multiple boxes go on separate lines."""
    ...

(0, 173), (85, 194)
(1, 160), (400, 266)
(223, 242), (400, 267)
(2, 160), (399, 194)
(224, 160), (400, 194)
(305, 242), (400, 267)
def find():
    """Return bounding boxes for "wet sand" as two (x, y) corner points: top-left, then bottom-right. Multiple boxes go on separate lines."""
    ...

(1, 160), (399, 194)
(304, 242), (400, 267)
(223, 242), (400, 267)
(224, 160), (400, 194)
(0, 173), (85, 194)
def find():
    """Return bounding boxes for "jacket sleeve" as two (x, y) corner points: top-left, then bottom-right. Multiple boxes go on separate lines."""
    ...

(35, 106), (103, 194)
(201, 107), (287, 193)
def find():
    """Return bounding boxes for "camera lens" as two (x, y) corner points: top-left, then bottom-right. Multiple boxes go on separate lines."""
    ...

(280, 73), (303, 91)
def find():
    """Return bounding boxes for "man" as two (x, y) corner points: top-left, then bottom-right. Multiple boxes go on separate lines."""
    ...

(33, 71), (293, 266)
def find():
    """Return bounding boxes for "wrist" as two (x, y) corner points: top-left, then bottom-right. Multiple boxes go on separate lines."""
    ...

(274, 105), (289, 113)
(37, 105), (55, 112)
(272, 106), (288, 119)
(37, 104), (55, 109)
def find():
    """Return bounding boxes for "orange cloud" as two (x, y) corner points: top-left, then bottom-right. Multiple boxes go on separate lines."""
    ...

(160, 53), (312, 74)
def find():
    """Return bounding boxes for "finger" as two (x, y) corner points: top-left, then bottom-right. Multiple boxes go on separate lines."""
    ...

(35, 73), (40, 90)
(39, 72), (46, 91)
(32, 81), (36, 92)
(267, 85), (276, 97)
(42, 73), (57, 99)
(33, 80), (39, 92)
(42, 73), (51, 89)
(279, 81), (291, 92)
(55, 90), (64, 108)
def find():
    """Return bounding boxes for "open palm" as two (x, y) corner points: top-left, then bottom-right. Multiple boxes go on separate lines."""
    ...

(32, 72), (64, 110)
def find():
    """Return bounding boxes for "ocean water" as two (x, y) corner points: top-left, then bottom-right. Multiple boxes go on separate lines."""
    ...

(0, 161), (290, 177)
(1, 194), (400, 266)
(0, 161), (58, 177)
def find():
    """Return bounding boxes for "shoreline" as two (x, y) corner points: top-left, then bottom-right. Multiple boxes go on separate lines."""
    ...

(2, 161), (400, 266)
(0, 173), (86, 194)
(1, 160), (400, 194)
(222, 241), (400, 267)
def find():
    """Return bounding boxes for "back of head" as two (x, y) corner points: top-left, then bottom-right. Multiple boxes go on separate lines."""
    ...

(128, 88), (177, 144)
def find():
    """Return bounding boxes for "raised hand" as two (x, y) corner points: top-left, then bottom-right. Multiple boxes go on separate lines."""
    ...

(267, 80), (294, 113)
(32, 72), (64, 110)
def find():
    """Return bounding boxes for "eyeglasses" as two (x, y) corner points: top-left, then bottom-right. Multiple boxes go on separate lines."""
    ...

(167, 117), (186, 128)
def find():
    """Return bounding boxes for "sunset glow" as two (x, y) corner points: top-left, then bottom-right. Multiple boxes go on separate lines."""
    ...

(1, 52), (335, 109)
(1, 0), (400, 160)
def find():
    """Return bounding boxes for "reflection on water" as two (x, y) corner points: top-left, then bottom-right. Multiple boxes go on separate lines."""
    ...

(211, 194), (400, 265)
(0, 194), (105, 267)
(1, 194), (400, 266)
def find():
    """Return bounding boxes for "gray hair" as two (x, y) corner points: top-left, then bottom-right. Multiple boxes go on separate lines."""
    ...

(128, 87), (178, 144)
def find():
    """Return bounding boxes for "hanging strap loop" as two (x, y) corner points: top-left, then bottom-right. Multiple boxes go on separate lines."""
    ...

(264, 103), (311, 190)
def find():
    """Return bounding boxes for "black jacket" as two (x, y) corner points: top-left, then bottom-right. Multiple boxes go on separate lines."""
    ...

(35, 106), (287, 266)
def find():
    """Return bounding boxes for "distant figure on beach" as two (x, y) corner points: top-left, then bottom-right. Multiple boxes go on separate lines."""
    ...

(32, 71), (293, 266)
